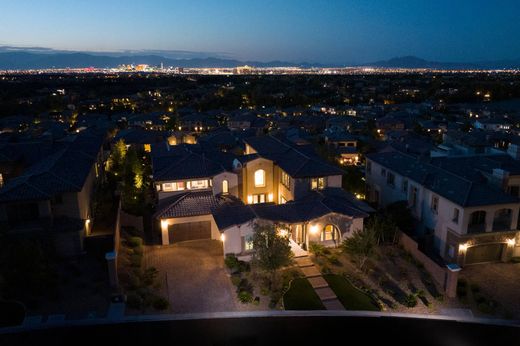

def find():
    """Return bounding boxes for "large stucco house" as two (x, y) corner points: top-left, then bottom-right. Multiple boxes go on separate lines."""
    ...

(0, 129), (106, 256)
(365, 151), (520, 266)
(152, 135), (372, 259)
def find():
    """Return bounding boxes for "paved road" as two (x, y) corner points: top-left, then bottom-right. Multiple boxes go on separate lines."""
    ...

(144, 240), (237, 313)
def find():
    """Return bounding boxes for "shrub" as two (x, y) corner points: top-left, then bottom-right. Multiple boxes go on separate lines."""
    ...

(224, 254), (239, 271)
(405, 294), (418, 308)
(231, 275), (241, 286)
(127, 275), (141, 290)
(127, 237), (143, 248)
(123, 226), (140, 237)
(253, 296), (260, 306)
(320, 265), (332, 275)
(153, 296), (169, 310)
(308, 242), (326, 257)
(237, 278), (253, 294)
(133, 245), (144, 255)
(327, 254), (341, 266)
(238, 291), (254, 304)
(130, 253), (143, 267)
(126, 293), (143, 309)
(142, 267), (158, 286)
(238, 260), (251, 272)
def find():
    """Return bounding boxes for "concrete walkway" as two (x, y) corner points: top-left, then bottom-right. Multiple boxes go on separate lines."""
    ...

(294, 256), (344, 311)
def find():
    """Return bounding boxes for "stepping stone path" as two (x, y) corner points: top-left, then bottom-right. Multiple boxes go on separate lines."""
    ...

(294, 255), (344, 310)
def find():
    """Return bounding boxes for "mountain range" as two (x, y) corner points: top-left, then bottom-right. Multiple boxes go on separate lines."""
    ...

(0, 50), (519, 70)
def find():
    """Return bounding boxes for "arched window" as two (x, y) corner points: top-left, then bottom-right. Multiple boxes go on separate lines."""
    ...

(469, 210), (486, 233)
(254, 169), (265, 187)
(222, 180), (229, 194)
(322, 224), (340, 242)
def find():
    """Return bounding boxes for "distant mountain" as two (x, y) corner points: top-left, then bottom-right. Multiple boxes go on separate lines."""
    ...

(362, 55), (520, 70)
(0, 51), (324, 70)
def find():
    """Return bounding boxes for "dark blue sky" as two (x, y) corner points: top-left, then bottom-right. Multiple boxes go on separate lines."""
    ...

(1, 0), (519, 64)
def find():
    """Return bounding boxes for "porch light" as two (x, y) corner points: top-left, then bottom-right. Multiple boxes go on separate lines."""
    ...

(220, 233), (226, 242)
(458, 243), (469, 253)
(161, 220), (168, 230)
(278, 229), (288, 237)
(309, 225), (319, 235)
(507, 238), (516, 247)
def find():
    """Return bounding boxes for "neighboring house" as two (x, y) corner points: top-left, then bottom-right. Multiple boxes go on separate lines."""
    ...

(324, 130), (359, 166)
(127, 112), (171, 130)
(113, 128), (169, 152)
(365, 151), (520, 266)
(474, 118), (512, 132)
(227, 113), (267, 131)
(153, 135), (372, 259)
(0, 130), (106, 256)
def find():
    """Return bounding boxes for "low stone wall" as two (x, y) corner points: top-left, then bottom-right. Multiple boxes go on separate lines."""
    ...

(120, 210), (143, 232)
(399, 231), (459, 298)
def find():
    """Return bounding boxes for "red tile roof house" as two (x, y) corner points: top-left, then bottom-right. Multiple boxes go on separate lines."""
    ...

(152, 135), (373, 260)
(0, 130), (106, 257)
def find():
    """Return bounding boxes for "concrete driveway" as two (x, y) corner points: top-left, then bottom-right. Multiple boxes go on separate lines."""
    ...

(144, 240), (238, 313)
(461, 262), (520, 318)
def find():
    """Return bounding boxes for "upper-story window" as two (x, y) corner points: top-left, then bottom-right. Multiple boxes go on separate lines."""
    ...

(311, 177), (326, 190)
(162, 181), (186, 192)
(281, 171), (291, 189)
(222, 180), (229, 194)
(386, 172), (395, 187)
(188, 180), (209, 190)
(452, 208), (460, 224)
(402, 179), (408, 193)
(431, 195), (439, 214)
(254, 169), (266, 187)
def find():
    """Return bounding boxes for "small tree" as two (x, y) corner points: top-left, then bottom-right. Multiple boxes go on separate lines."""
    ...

(108, 139), (127, 176)
(252, 223), (293, 290)
(367, 215), (399, 244)
(341, 227), (378, 270)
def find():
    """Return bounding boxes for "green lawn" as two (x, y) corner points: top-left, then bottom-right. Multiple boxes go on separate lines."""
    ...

(324, 274), (380, 311)
(283, 278), (325, 310)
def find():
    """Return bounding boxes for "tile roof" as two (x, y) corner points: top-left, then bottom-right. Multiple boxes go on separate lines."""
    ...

(151, 143), (235, 181)
(0, 129), (105, 203)
(243, 136), (344, 178)
(367, 151), (520, 207)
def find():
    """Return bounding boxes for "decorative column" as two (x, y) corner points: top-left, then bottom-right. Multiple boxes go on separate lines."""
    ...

(445, 263), (461, 298)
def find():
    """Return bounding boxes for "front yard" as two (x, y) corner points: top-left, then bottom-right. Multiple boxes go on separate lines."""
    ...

(283, 278), (324, 310)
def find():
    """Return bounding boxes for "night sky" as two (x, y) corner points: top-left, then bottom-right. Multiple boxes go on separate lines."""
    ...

(1, 0), (520, 64)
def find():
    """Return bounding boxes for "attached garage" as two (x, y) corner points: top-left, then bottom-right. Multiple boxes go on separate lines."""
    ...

(168, 221), (211, 244)
(465, 243), (505, 265)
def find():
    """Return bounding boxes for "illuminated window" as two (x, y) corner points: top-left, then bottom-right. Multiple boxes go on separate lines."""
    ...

(311, 177), (326, 190)
(322, 224), (339, 241)
(252, 194), (266, 204)
(222, 180), (229, 194)
(280, 196), (287, 204)
(162, 181), (186, 192)
(189, 180), (208, 189)
(144, 144), (151, 152)
(244, 235), (254, 252)
(281, 171), (291, 189)
(254, 169), (265, 187)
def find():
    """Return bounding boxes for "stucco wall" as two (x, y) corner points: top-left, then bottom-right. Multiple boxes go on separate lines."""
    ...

(212, 172), (239, 197)
(243, 157), (274, 203)
(223, 221), (254, 255)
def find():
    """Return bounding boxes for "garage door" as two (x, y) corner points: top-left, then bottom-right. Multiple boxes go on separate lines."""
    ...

(465, 243), (504, 265)
(168, 221), (211, 244)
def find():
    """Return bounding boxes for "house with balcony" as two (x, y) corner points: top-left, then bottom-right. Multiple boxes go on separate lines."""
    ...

(365, 151), (520, 266)
(152, 135), (372, 259)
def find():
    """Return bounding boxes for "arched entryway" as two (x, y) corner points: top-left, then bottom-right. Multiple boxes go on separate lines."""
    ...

(321, 224), (341, 245)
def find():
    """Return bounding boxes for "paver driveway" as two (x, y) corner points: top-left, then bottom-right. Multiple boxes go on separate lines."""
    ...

(461, 262), (520, 318)
(144, 240), (238, 313)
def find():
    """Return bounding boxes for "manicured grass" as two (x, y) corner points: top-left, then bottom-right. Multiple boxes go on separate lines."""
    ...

(283, 278), (325, 310)
(324, 274), (380, 311)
